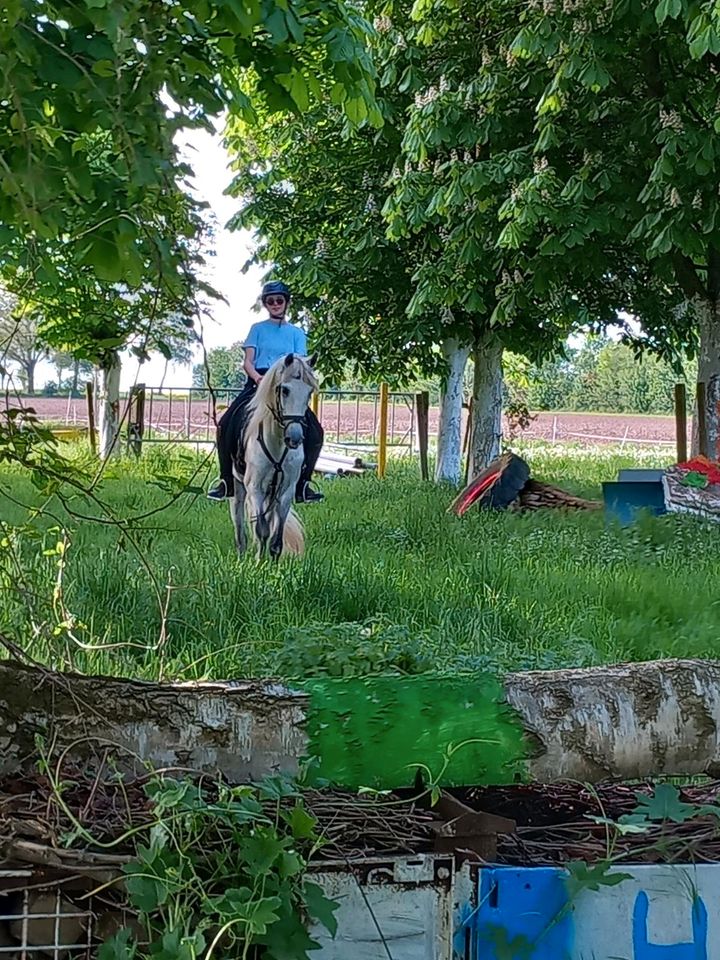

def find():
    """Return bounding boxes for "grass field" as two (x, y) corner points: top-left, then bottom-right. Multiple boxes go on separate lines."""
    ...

(1, 442), (718, 682)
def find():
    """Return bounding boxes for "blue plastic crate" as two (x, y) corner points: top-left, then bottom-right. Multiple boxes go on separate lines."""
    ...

(602, 479), (667, 525)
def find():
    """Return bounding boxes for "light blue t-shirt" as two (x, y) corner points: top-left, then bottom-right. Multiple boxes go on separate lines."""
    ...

(244, 320), (307, 370)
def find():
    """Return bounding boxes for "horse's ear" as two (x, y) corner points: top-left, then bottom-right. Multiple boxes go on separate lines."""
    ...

(284, 353), (295, 367)
(308, 354), (317, 368)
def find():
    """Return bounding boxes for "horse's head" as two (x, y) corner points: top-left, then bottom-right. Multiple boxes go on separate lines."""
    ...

(262, 353), (318, 449)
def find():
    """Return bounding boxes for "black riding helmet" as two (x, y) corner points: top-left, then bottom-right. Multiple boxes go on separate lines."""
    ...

(261, 280), (291, 302)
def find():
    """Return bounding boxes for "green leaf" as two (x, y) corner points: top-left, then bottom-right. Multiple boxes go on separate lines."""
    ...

(240, 831), (286, 874)
(565, 861), (632, 898)
(91, 59), (116, 78)
(345, 97), (368, 125)
(124, 871), (168, 912)
(288, 804), (317, 839)
(633, 784), (696, 822)
(655, 0), (682, 23)
(97, 929), (136, 960)
(304, 881), (340, 937)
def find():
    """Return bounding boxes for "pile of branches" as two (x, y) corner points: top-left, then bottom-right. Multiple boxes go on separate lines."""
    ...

(467, 780), (720, 865)
(0, 767), (437, 872)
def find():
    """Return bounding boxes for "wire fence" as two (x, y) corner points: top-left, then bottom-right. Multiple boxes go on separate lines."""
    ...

(128, 385), (417, 455)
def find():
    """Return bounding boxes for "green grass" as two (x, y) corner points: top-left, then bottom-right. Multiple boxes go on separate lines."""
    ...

(1, 441), (719, 682)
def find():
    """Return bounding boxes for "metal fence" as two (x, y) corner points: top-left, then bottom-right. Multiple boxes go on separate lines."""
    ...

(127, 384), (417, 455)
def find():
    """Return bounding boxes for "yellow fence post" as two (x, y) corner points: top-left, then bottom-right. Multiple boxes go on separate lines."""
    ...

(311, 391), (319, 417)
(378, 382), (389, 478)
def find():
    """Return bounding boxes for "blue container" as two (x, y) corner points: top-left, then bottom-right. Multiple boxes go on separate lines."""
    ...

(602, 479), (667, 525)
(617, 468), (666, 483)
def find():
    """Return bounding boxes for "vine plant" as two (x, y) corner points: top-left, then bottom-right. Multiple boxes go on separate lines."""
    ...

(39, 768), (337, 960)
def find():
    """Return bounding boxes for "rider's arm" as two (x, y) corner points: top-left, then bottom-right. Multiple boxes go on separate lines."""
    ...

(243, 346), (263, 384)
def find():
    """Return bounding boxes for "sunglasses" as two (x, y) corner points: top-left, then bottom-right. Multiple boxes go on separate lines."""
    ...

(265, 296), (287, 306)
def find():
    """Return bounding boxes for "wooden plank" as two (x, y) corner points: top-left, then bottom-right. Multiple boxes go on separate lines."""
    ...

(85, 381), (97, 456)
(697, 380), (708, 457)
(378, 382), (389, 478)
(674, 382), (687, 463)
(416, 391), (430, 481)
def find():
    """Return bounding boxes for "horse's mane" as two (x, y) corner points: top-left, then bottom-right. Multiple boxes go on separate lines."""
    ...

(245, 355), (317, 437)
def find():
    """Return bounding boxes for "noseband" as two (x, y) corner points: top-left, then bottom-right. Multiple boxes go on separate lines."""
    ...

(255, 380), (309, 510)
(267, 382), (307, 432)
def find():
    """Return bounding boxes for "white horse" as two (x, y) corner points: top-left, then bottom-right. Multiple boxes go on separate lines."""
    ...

(230, 353), (318, 559)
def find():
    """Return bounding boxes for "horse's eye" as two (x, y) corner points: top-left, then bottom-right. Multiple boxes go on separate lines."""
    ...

(281, 386), (290, 398)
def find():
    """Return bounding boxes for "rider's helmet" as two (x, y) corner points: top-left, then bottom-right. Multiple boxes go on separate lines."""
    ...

(261, 280), (291, 302)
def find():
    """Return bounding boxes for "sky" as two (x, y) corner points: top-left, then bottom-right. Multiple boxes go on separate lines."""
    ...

(35, 123), (264, 392)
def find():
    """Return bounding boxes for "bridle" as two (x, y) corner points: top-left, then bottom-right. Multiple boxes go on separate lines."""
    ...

(256, 380), (309, 508)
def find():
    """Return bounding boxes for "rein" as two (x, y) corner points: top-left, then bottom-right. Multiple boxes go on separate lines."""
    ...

(255, 384), (307, 511)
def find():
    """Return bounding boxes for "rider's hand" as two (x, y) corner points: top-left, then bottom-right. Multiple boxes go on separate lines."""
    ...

(254, 374), (264, 385)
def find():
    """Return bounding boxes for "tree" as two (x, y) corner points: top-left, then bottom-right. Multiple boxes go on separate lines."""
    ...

(0, 1), (381, 468)
(0, 289), (47, 395)
(0, 1), (378, 291)
(192, 343), (247, 392)
(464, 0), (720, 451)
(225, 81), (477, 481)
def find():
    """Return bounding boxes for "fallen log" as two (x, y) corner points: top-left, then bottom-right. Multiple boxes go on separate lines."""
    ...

(0, 662), (307, 781)
(505, 658), (720, 781)
(2, 659), (720, 786)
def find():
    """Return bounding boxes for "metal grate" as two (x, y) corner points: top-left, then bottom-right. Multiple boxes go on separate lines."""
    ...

(0, 872), (136, 960)
(0, 886), (94, 959)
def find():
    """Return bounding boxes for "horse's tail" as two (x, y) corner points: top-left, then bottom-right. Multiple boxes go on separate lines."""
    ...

(283, 508), (305, 556)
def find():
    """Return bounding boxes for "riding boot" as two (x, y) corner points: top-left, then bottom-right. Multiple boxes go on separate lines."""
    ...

(294, 409), (325, 503)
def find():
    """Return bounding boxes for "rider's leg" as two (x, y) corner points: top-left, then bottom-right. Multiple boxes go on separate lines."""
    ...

(208, 381), (256, 500)
(295, 410), (324, 503)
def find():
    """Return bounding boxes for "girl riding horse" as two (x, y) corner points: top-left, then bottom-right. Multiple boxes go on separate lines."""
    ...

(207, 281), (324, 504)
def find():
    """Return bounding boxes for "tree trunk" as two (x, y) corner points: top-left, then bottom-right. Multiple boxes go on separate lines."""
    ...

(693, 297), (720, 458)
(469, 333), (503, 478)
(3, 659), (720, 785)
(0, 662), (308, 782)
(24, 359), (36, 396)
(435, 338), (470, 484)
(71, 359), (80, 397)
(505, 659), (720, 781)
(98, 351), (122, 459)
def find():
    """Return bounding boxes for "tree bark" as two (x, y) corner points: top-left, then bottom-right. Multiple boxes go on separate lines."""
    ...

(0, 662), (308, 781)
(23, 359), (36, 396)
(3, 659), (720, 785)
(469, 332), (503, 478)
(505, 659), (720, 781)
(71, 359), (80, 397)
(98, 351), (122, 459)
(693, 296), (720, 458)
(435, 337), (470, 484)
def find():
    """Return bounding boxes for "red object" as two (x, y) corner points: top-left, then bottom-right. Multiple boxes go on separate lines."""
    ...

(677, 456), (720, 486)
(455, 470), (503, 517)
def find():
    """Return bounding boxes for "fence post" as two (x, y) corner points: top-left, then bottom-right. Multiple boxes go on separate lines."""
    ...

(378, 382), (389, 478)
(674, 383), (687, 463)
(85, 381), (97, 456)
(311, 391), (319, 417)
(127, 383), (146, 458)
(415, 391), (430, 480)
(697, 381), (708, 458)
(463, 399), (473, 484)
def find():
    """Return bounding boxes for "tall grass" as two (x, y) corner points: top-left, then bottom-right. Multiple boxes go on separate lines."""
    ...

(1, 442), (718, 681)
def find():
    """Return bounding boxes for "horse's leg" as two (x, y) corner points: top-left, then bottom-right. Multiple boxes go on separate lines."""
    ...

(229, 479), (247, 555)
(246, 480), (270, 558)
(269, 486), (295, 560)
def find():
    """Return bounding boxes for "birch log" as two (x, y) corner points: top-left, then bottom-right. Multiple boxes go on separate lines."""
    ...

(505, 659), (720, 781)
(435, 338), (470, 484)
(2, 659), (720, 784)
(0, 662), (308, 781)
